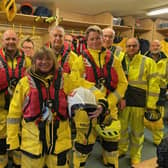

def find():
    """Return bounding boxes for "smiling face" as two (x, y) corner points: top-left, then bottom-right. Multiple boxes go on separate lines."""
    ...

(22, 41), (34, 58)
(35, 54), (54, 74)
(32, 47), (56, 76)
(126, 38), (140, 58)
(2, 29), (18, 53)
(85, 25), (103, 50)
(103, 28), (115, 48)
(50, 26), (64, 51)
(87, 31), (103, 50)
(150, 40), (161, 54)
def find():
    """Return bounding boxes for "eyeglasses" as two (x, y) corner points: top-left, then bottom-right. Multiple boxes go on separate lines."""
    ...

(126, 44), (138, 48)
(22, 46), (33, 50)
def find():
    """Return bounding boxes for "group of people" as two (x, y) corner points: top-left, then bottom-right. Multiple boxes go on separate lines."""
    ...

(0, 24), (167, 168)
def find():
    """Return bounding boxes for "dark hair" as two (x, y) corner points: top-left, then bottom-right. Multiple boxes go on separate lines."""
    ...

(21, 38), (34, 48)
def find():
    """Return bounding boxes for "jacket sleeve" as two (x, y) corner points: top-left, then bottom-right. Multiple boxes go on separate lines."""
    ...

(7, 76), (29, 150)
(25, 56), (32, 68)
(68, 51), (79, 70)
(107, 56), (128, 110)
(63, 55), (107, 105)
(63, 55), (88, 94)
(146, 58), (160, 109)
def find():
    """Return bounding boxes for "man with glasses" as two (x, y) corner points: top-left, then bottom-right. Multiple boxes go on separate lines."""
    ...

(118, 37), (160, 167)
(21, 38), (34, 60)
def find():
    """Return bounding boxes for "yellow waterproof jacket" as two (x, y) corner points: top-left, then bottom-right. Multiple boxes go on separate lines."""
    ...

(72, 48), (128, 119)
(119, 53), (160, 109)
(0, 50), (31, 108)
(113, 37), (128, 52)
(0, 50), (31, 138)
(7, 70), (106, 156)
(160, 40), (168, 57)
(57, 50), (78, 71)
(157, 58), (168, 88)
(157, 58), (168, 106)
(109, 45), (124, 58)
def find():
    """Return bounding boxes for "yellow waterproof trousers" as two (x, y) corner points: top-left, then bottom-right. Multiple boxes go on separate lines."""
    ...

(119, 107), (144, 165)
(21, 151), (70, 168)
(0, 109), (8, 168)
(73, 110), (119, 168)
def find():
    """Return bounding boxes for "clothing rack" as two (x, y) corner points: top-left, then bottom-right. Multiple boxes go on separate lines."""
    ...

(0, 23), (48, 35)
(65, 29), (85, 37)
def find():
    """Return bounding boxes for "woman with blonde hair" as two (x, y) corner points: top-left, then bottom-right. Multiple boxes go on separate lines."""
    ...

(7, 46), (107, 168)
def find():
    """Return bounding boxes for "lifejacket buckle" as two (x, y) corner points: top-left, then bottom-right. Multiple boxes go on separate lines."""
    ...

(42, 106), (50, 121)
(46, 99), (54, 108)
(9, 78), (18, 88)
(96, 77), (105, 89)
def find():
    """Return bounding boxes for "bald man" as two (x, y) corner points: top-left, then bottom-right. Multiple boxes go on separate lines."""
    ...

(0, 29), (31, 168)
(144, 40), (168, 146)
(145, 40), (167, 61)
(103, 27), (123, 57)
(118, 38), (160, 167)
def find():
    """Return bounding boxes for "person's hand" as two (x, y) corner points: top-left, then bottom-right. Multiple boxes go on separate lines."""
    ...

(118, 99), (126, 110)
(88, 105), (103, 119)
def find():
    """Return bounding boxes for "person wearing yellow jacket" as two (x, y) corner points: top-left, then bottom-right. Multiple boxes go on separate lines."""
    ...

(144, 40), (168, 145)
(118, 38), (160, 167)
(47, 25), (78, 74)
(7, 46), (107, 168)
(21, 38), (35, 61)
(160, 39), (168, 57)
(102, 27), (124, 58)
(72, 25), (128, 168)
(0, 29), (31, 168)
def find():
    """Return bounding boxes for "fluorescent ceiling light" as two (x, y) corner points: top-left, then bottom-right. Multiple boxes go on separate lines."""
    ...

(147, 8), (168, 16)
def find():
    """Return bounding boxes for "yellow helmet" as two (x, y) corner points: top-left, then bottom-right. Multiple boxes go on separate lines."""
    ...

(95, 120), (121, 141)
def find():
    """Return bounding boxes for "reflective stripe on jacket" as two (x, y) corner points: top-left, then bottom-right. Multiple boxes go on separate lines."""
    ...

(120, 53), (160, 109)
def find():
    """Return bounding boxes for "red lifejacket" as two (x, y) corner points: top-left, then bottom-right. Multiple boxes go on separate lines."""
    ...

(23, 68), (68, 122)
(45, 42), (71, 73)
(82, 49), (118, 94)
(76, 37), (87, 55)
(0, 48), (26, 92)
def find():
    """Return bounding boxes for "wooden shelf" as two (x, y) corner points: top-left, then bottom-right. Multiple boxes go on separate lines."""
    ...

(0, 12), (50, 28)
(0, 12), (51, 35)
(113, 25), (132, 32)
(135, 27), (151, 33)
(59, 10), (112, 31)
(156, 28), (168, 34)
(59, 18), (110, 30)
